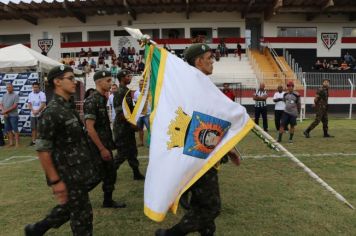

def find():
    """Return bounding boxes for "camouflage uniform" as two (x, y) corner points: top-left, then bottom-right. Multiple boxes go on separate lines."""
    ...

(177, 168), (221, 235)
(84, 90), (117, 193)
(35, 94), (101, 236)
(305, 86), (329, 136)
(113, 85), (140, 171)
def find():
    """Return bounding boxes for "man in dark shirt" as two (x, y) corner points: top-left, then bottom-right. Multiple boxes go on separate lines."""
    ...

(84, 70), (126, 208)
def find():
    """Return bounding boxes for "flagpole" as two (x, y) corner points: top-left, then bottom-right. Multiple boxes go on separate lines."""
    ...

(252, 124), (355, 210)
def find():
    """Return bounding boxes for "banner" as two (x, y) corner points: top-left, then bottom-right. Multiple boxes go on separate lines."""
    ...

(143, 46), (254, 222)
(0, 73), (39, 134)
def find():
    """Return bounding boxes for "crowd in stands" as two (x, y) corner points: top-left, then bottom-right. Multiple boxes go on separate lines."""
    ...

(61, 46), (145, 77)
(313, 52), (356, 71)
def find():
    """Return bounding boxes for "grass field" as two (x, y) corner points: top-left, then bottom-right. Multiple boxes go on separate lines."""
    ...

(1, 119), (356, 236)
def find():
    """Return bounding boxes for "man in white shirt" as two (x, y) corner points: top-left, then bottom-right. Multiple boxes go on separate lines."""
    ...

(133, 79), (151, 147)
(28, 82), (46, 146)
(107, 84), (118, 123)
(273, 85), (285, 131)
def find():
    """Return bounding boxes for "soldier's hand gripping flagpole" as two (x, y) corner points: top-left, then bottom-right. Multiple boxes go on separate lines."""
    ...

(252, 124), (355, 210)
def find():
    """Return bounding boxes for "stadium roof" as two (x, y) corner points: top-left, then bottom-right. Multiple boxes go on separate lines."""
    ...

(0, 0), (356, 25)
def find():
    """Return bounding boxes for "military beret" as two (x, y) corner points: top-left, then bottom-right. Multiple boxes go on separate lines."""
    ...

(117, 69), (132, 80)
(184, 43), (211, 65)
(93, 70), (111, 81)
(47, 65), (73, 85)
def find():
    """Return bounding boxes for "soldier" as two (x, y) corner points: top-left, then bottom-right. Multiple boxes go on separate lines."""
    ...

(24, 65), (101, 236)
(84, 70), (126, 208)
(303, 79), (333, 138)
(156, 43), (240, 236)
(113, 69), (145, 180)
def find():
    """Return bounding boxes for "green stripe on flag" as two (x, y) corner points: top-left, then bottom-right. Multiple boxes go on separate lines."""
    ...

(148, 46), (161, 111)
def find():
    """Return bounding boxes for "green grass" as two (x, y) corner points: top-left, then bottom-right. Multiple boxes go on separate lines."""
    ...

(1, 119), (356, 235)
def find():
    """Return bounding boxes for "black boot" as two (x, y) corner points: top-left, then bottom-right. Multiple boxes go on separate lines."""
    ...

(303, 130), (310, 138)
(133, 168), (145, 180)
(155, 225), (185, 236)
(24, 220), (51, 236)
(102, 192), (126, 208)
(323, 129), (334, 138)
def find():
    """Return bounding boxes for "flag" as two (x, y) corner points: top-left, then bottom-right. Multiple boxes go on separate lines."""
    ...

(139, 45), (254, 222)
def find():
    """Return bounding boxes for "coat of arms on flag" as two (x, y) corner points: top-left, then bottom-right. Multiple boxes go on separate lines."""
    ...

(321, 33), (338, 50)
(168, 107), (231, 159)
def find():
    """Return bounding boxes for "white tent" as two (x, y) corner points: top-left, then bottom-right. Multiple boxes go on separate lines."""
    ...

(0, 44), (62, 71)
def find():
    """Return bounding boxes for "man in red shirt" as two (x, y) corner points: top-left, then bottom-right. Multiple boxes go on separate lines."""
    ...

(222, 83), (235, 101)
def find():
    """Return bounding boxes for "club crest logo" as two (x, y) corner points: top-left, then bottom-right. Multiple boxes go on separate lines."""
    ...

(321, 33), (338, 50)
(38, 39), (53, 54)
(167, 107), (231, 159)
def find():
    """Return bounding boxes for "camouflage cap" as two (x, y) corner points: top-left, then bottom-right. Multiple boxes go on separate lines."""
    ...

(47, 65), (73, 85)
(93, 70), (111, 81)
(184, 43), (211, 65)
(117, 69), (132, 81)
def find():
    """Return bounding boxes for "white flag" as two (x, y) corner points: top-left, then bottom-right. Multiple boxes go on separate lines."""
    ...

(142, 45), (254, 222)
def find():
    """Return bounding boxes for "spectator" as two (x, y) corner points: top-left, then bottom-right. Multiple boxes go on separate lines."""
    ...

(107, 84), (118, 122)
(215, 48), (221, 61)
(322, 59), (329, 70)
(87, 47), (93, 57)
(109, 47), (115, 56)
(0, 83), (20, 147)
(79, 48), (86, 58)
(0, 119), (4, 146)
(103, 48), (109, 59)
(314, 59), (323, 70)
(235, 43), (242, 61)
(138, 61), (145, 73)
(340, 60), (350, 70)
(27, 82), (46, 146)
(277, 81), (301, 143)
(90, 58), (97, 69)
(111, 60), (119, 79)
(133, 79), (151, 147)
(273, 85), (285, 131)
(81, 58), (88, 67)
(121, 47), (127, 57)
(99, 48), (103, 57)
(222, 83), (235, 101)
(253, 83), (268, 132)
(344, 52), (355, 64)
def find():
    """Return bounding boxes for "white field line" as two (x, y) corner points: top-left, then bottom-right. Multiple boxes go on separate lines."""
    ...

(137, 152), (356, 160)
(0, 156), (37, 165)
(2, 152), (356, 165)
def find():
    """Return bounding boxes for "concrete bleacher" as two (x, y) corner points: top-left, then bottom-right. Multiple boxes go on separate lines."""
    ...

(210, 54), (257, 88)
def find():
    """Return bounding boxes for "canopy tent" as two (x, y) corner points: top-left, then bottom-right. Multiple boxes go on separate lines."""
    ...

(0, 44), (62, 71)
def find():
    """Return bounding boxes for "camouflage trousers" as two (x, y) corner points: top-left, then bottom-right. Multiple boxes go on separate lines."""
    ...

(101, 151), (117, 193)
(44, 183), (93, 236)
(306, 109), (328, 134)
(177, 168), (221, 235)
(115, 145), (139, 170)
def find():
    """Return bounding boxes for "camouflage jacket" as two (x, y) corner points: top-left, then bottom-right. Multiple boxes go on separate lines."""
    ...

(36, 94), (101, 186)
(83, 90), (115, 150)
(315, 86), (328, 110)
(113, 85), (136, 146)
